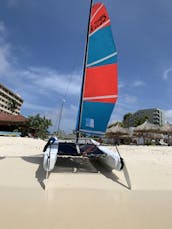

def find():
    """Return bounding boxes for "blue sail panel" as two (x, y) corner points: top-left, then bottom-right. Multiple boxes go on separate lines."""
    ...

(80, 101), (115, 135)
(87, 26), (117, 67)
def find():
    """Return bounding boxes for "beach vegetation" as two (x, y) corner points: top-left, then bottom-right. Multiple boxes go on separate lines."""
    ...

(24, 114), (52, 139)
(134, 116), (149, 127)
(123, 113), (133, 127)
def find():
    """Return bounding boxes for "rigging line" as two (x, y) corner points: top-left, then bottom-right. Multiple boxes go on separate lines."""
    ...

(52, 71), (75, 134)
(64, 72), (74, 98)
(57, 99), (65, 133)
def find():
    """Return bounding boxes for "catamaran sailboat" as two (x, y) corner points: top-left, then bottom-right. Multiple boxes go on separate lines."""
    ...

(43, 1), (125, 173)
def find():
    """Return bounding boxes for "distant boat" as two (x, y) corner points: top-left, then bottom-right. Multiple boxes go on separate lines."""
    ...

(43, 1), (124, 173)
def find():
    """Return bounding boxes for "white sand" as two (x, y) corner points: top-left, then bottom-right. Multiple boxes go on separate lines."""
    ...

(0, 137), (172, 228)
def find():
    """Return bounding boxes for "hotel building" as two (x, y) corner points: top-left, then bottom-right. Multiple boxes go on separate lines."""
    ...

(0, 83), (23, 115)
(128, 108), (165, 127)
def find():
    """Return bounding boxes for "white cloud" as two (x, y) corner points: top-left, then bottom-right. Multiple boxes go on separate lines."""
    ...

(163, 67), (172, 80)
(118, 82), (125, 89)
(28, 67), (81, 96)
(164, 109), (172, 123)
(123, 94), (138, 104)
(133, 80), (145, 87)
(118, 79), (145, 89)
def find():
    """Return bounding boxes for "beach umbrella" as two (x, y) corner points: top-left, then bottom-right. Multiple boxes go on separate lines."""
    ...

(106, 124), (130, 144)
(159, 122), (172, 135)
(133, 120), (161, 144)
(134, 120), (160, 133)
(159, 122), (172, 145)
(106, 124), (130, 136)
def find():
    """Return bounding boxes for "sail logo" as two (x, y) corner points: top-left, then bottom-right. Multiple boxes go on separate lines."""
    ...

(86, 118), (94, 128)
(90, 14), (107, 33)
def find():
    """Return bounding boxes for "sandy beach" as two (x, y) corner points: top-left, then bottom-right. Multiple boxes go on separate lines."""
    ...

(0, 137), (172, 228)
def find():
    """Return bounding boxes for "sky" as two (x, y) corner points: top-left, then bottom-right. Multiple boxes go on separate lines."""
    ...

(0, 0), (172, 133)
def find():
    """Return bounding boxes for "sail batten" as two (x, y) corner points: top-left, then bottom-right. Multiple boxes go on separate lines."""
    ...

(83, 95), (118, 101)
(86, 52), (117, 67)
(77, 2), (118, 136)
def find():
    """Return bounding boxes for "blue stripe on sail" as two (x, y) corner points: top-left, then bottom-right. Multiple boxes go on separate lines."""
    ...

(80, 101), (115, 135)
(87, 26), (117, 67)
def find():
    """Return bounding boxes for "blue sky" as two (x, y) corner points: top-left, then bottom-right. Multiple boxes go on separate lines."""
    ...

(0, 0), (172, 133)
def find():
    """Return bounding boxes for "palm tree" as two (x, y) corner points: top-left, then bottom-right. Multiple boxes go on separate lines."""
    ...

(134, 116), (149, 127)
(123, 113), (132, 128)
(26, 114), (52, 139)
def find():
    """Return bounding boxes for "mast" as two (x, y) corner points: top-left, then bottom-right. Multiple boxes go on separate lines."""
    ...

(76, 0), (93, 141)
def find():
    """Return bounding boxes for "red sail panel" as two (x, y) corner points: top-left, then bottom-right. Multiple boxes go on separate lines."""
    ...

(90, 3), (110, 34)
(83, 63), (118, 103)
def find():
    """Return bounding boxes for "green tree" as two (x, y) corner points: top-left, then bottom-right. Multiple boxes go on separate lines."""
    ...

(123, 113), (133, 127)
(25, 114), (52, 139)
(134, 116), (149, 127)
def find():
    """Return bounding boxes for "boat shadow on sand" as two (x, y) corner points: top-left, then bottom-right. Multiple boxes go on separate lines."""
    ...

(21, 156), (47, 190)
(22, 156), (130, 190)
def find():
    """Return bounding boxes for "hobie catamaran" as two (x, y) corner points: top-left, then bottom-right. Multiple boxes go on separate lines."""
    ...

(43, 1), (126, 175)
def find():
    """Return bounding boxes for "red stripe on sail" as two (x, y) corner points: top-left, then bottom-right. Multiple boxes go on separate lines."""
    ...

(83, 63), (118, 103)
(90, 3), (110, 34)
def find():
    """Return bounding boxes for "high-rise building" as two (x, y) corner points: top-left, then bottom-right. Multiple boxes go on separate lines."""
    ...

(0, 83), (23, 115)
(126, 108), (165, 127)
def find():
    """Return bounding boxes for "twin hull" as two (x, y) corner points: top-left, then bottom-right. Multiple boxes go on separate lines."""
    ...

(43, 140), (123, 172)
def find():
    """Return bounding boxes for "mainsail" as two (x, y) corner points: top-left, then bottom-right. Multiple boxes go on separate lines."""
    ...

(77, 2), (118, 136)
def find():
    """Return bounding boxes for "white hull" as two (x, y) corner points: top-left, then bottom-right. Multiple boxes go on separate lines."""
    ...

(42, 138), (123, 172)
(43, 142), (58, 171)
(97, 146), (123, 171)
